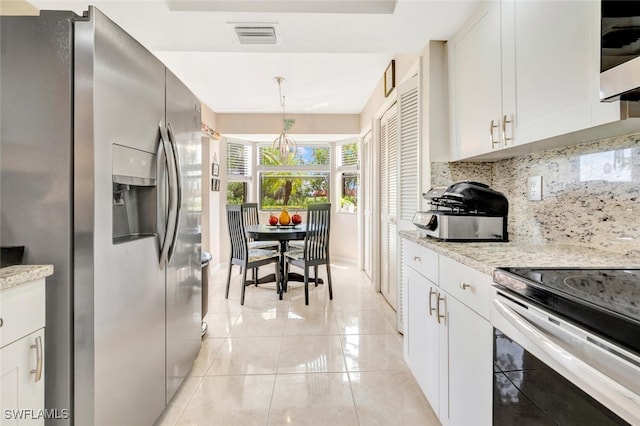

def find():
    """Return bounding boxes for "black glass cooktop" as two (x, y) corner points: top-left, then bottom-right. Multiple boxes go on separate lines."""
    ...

(493, 268), (640, 356)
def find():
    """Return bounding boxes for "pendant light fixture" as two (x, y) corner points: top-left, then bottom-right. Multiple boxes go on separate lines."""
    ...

(272, 76), (297, 159)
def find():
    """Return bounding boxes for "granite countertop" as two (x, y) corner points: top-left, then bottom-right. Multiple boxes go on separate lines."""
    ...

(400, 230), (640, 276)
(0, 265), (54, 292)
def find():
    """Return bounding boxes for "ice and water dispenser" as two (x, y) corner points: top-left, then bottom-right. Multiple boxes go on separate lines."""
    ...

(112, 144), (157, 243)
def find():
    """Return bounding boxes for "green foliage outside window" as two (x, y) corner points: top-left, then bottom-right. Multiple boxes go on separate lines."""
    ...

(259, 146), (330, 209)
(226, 181), (247, 205)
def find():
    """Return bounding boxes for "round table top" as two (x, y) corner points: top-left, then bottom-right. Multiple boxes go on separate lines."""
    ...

(245, 223), (307, 241)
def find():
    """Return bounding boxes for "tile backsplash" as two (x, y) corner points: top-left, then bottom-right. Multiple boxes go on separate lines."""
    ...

(431, 132), (640, 256)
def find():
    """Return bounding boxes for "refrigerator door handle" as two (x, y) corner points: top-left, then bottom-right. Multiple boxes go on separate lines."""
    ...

(166, 122), (182, 264)
(159, 121), (178, 269)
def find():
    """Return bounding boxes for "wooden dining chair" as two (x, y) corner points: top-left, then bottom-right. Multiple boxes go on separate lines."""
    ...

(242, 203), (279, 250)
(283, 203), (333, 305)
(226, 204), (280, 305)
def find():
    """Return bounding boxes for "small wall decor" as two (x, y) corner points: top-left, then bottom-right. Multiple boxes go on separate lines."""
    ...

(201, 123), (221, 140)
(211, 178), (220, 192)
(384, 59), (395, 97)
(212, 162), (219, 177)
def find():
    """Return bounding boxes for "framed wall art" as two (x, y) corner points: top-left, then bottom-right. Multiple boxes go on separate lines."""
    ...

(211, 178), (220, 192)
(384, 59), (395, 97)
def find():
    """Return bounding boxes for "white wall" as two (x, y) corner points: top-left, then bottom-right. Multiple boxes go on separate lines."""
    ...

(0, 0), (38, 15)
(201, 103), (223, 267)
(216, 113), (359, 135)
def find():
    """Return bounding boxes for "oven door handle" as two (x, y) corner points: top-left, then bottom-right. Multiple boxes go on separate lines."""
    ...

(493, 298), (640, 425)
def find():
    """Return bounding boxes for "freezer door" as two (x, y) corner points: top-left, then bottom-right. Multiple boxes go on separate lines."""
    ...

(0, 12), (76, 424)
(165, 69), (202, 403)
(74, 8), (166, 426)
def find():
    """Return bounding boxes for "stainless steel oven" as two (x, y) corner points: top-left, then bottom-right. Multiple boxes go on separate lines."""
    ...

(492, 268), (640, 425)
(601, 1), (640, 101)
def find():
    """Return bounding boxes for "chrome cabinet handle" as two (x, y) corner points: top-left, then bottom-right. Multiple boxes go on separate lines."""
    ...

(0, 318), (3, 328)
(429, 287), (437, 316)
(30, 335), (43, 382)
(436, 292), (446, 324)
(459, 282), (471, 291)
(413, 256), (421, 262)
(502, 114), (512, 146)
(489, 119), (500, 148)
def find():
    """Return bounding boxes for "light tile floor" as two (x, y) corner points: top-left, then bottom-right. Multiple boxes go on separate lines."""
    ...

(155, 262), (439, 426)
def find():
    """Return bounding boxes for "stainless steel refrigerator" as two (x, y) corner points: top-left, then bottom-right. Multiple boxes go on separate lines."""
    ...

(0, 7), (202, 425)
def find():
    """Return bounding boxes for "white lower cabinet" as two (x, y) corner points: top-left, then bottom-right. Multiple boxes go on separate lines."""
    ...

(0, 278), (46, 425)
(445, 292), (493, 425)
(1, 329), (45, 425)
(402, 239), (492, 426)
(404, 266), (442, 413)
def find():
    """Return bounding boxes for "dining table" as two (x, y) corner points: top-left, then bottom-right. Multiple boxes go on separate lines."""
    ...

(245, 223), (323, 298)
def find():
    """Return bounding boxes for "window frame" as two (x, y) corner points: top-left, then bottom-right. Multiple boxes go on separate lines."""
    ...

(335, 139), (359, 213)
(226, 139), (252, 204)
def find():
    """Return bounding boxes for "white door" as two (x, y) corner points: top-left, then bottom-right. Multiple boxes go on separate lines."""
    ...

(361, 130), (373, 279)
(396, 75), (420, 331)
(379, 104), (398, 310)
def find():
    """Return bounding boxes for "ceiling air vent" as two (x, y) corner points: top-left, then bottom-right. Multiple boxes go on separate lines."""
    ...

(234, 25), (277, 45)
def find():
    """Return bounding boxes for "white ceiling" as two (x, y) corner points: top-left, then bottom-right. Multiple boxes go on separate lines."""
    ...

(30, 0), (480, 115)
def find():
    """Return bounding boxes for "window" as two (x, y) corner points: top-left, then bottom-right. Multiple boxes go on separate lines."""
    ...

(257, 145), (330, 210)
(226, 141), (251, 204)
(336, 140), (359, 212)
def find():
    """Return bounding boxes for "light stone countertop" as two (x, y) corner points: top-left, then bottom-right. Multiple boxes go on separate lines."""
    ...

(0, 265), (54, 292)
(400, 231), (640, 276)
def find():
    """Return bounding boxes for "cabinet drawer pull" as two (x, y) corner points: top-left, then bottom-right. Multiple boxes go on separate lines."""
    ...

(459, 282), (471, 290)
(502, 114), (512, 146)
(436, 292), (446, 324)
(412, 256), (421, 262)
(489, 119), (500, 148)
(0, 318), (3, 328)
(429, 287), (437, 316)
(30, 335), (43, 382)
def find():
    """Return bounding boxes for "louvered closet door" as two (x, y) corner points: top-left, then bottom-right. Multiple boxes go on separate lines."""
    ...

(362, 131), (373, 280)
(398, 75), (420, 229)
(397, 74), (420, 332)
(380, 104), (398, 311)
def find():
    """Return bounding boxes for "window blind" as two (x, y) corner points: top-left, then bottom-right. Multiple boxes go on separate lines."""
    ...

(339, 142), (358, 168)
(227, 142), (250, 176)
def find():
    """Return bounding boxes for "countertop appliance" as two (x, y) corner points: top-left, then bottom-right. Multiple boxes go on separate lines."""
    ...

(600, 0), (640, 101)
(1, 8), (202, 425)
(412, 181), (508, 241)
(492, 267), (640, 424)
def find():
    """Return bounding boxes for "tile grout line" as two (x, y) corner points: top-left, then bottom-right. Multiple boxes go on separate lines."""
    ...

(335, 306), (363, 426)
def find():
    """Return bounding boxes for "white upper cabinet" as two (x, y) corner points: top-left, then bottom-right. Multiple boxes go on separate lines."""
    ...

(448, 1), (502, 160)
(449, 0), (621, 161)
(502, 0), (593, 145)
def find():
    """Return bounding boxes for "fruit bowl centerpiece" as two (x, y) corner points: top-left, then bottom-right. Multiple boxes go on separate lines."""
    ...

(266, 208), (302, 227)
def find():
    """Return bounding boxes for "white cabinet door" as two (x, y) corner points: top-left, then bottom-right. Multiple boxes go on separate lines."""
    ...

(445, 294), (492, 426)
(448, 1), (502, 160)
(1, 329), (45, 425)
(502, 0), (593, 147)
(404, 266), (441, 415)
(449, 0), (624, 161)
